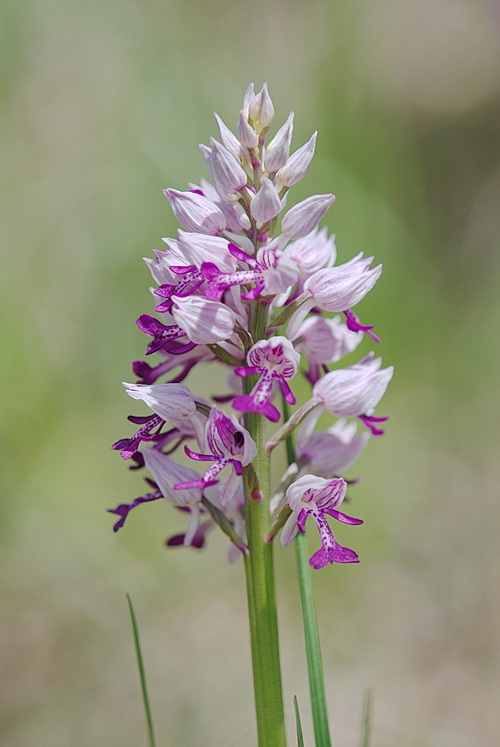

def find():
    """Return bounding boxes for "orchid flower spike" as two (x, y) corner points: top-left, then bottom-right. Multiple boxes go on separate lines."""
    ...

(111, 83), (393, 583)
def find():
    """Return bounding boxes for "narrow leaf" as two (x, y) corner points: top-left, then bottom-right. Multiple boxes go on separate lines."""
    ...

(126, 594), (157, 747)
(293, 695), (305, 747)
(201, 496), (248, 554)
(295, 532), (332, 746)
(360, 689), (372, 747)
(282, 397), (332, 747)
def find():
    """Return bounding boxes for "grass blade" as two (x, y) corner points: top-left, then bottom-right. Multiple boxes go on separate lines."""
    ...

(360, 689), (372, 747)
(293, 695), (305, 747)
(282, 397), (332, 747)
(126, 594), (157, 747)
(295, 532), (332, 746)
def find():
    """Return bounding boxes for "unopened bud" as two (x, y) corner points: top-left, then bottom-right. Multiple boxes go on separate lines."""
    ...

(164, 188), (226, 235)
(213, 113), (244, 162)
(276, 132), (317, 188)
(281, 193), (335, 239)
(249, 83), (274, 130)
(237, 111), (259, 149)
(265, 112), (294, 174)
(250, 177), (282, 226)
(209, 138), (248, 195)
(242, 83), (255, 117)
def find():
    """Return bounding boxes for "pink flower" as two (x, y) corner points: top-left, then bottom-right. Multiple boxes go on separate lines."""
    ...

(176, 408), (257, 506)
(287, 252), (382, 339)
(202, 242), (298, 302)
(296, 315), (362, 383)
(284, 227), (336, 280)
(296, 419), (369, 477)
(281, 475), (363, 567)
(312, 354), (393, 434)
(233, 337), (301, 421)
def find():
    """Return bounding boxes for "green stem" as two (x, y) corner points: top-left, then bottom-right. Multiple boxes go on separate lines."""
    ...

(282, 400), (332, 747)
(243, 300), (287, 746)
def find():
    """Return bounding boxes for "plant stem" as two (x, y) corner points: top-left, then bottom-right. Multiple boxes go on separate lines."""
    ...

(243, 300), (287, 746)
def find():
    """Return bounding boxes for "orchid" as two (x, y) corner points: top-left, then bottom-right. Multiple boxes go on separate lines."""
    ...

(109, 83), (393, 746)
(281, 475), (363, 567)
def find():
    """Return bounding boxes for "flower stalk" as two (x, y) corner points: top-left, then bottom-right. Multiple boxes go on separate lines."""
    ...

(239, 298), (287, 744)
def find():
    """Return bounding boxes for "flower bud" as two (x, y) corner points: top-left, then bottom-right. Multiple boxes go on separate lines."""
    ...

(281, 193), (335, 239)
(276, 132), (317, 188)
(208, 138), (248, 195)
(143, 448), (203, 509)
(241, 82), (255, 117)
(249, 82), (274, 130)
(177, 231), (237, 272)
(305, 253), (382, 311)
(237, 111), (259, 149)
(250, 177), (282, 225)
(213, 112), (244, 161)
(164, 188), (226, 235)
(296, 315), (362, 365)
(265, 112), (294, 173)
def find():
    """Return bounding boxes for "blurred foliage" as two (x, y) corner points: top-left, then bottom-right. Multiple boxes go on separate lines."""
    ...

(1, 0), (499, 744)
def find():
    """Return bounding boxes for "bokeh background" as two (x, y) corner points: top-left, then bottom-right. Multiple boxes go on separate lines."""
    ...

(2, 0), (500, 744)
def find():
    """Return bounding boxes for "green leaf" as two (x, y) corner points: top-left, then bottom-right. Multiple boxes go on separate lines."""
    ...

(293, 696), (305, 747)
(360, 689), (372, 747)
(295, 532), (332, 746)
(282, 397), (332, 747)
(201, 496), (248, 554)
(126, 594), (157, 747)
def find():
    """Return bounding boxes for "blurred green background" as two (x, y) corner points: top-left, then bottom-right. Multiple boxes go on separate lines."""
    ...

(2, 0), (499, 744)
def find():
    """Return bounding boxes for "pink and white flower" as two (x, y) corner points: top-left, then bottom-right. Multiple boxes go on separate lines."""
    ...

(202, 242), (298, 302)
(312, 354), (394, 434)
(284, 226), (336, 280)
(281, 475), (363, 567)
(176, 408), (257, 506)
(233, 337), (301, 421)
(296, 315), (362, 382)
(296, 419), (369, 477)
(287, 252), (382, 339)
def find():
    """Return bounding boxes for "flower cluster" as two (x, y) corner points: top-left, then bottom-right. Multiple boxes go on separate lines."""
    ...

(109, 84), (393, 569)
